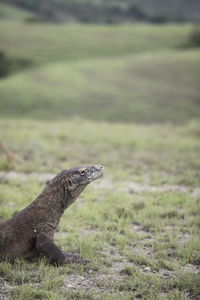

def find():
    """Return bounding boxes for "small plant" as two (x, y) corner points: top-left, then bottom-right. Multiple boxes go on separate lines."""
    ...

(189, 26), (200, 47)
(0, 50), (11, 77)
(0, 50), (32, 78)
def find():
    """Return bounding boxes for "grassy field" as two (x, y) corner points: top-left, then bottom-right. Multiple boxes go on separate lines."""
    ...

(0, 118), (200, 186)
(0, 118), (200, 300)
(0, 18), (199, 124)
(0, 21), (192, 64)
(0, 49), (199, 123)
(0, 5), (200, 299)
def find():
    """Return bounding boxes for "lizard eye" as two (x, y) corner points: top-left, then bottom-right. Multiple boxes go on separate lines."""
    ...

(79, 169), (86, 175)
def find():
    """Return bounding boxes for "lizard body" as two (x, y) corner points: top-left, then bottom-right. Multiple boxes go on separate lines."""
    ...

(0, 165), (104, 265)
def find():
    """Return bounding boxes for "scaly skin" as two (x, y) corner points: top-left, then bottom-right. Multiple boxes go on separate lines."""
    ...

(0, 165), (104, 265)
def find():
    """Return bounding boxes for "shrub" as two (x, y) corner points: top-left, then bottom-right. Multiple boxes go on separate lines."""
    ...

(0, 50), (32, 78)
(189, 26), (200, 47)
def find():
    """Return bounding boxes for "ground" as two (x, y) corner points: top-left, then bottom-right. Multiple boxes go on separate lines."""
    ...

(0, 119), (199, 300)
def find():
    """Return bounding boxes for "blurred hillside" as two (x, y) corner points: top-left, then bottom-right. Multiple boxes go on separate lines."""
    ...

(0, 19), (199, 124)
(1, 0), (200, 23)
(0, 2), (199, 124)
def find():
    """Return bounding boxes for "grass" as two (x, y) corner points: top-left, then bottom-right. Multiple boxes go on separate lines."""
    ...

(0, 171), (199, 299)
(0, 118), (200, 186)
(0, 3), (35, 21)
(0, 50), (199, 123)
(0, 20), (199, 124)
(0, 118), (199, 299)
(0, 21), (192, 65)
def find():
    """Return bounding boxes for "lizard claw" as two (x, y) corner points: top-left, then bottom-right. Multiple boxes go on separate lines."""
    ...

(63, 251), (81, 257)
(64, 256), (90, 265)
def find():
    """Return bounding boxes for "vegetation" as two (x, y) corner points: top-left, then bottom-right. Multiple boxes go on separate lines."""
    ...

(0, 2), (35, 21)
(0, 21), (192, 65)
(0, 21), (199, 124)
(0, 49), (199, 123)
(0, 119), (200, 299)
(2, 0), (200, 22)
(0, 50), (32, 78)
(189, 25), (200, 47)
(0, 2), (199, 299)
(0, 118), (200, 186)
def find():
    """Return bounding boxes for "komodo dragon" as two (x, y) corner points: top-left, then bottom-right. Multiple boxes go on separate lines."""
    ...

(0, 165), (104, 265)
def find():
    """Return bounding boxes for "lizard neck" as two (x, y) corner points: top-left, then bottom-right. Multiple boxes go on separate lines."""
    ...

(32, 183), (78, 225)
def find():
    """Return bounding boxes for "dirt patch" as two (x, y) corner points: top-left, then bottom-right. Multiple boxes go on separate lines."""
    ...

(0, 171), (54, 183)
(63, 273), (103, 293)
(0, 280), (24, 300)
(132, 224), (149, 237)
(181, 264), (200, 274)
(62, 248), (135, 296)
(0, 280), (10, 300)
(127, 182), (189, 194)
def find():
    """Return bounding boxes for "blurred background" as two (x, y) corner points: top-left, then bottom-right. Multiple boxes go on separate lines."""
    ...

(0, 0), (200, 183)
(0, 0), (200, 124)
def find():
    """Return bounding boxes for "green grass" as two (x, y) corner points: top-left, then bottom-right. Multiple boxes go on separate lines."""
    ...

(0, 135), (199, 299)
(0, 3), (35, 21)
(0, 117), (199, 300)
(0, 21), (193, 65)
(0, 12), (199, 299)
(0, 50), (199, 123)
(0, 21), (199, 124)
(0, 119), (199, 299)
(0, 118), (200, 186)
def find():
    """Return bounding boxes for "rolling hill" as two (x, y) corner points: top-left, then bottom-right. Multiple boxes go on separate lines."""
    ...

(0, 10), (199, 124)
(0, 21), (192, 65)
(0, 49), (199, 123)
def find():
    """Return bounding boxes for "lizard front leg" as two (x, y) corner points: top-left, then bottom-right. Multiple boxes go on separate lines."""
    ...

(36, 234), (89, 265)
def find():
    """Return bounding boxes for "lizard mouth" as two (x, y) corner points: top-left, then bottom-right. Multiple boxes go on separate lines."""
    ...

(90, 165), (104, 181)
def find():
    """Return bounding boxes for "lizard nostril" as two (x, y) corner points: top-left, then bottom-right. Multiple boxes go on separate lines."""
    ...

(68, 179), (73, 186)
(96, 165), (104, 170)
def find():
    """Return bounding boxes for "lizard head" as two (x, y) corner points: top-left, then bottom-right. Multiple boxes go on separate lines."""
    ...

(50, 165), (104, 208)
(66, 164), (104, 186)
